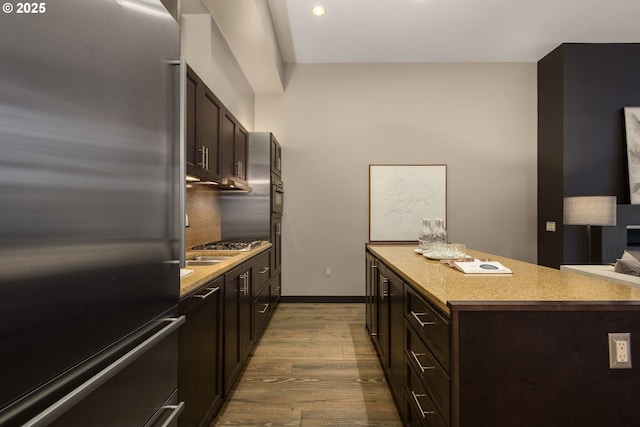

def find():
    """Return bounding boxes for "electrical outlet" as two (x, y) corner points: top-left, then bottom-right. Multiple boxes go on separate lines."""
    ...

(545, 221), (556, 232)
(325, 267), (332, 277)
(609, 333), (632, 369)
(617, 340), (629, 363)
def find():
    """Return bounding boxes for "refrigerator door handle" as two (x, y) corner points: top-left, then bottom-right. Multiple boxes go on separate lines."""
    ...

(167, 57), (187, 268)
(178, 56), (187, 268)
(23, 316), (186, 427)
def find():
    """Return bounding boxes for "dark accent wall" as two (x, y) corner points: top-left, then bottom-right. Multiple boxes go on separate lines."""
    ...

(538, 43), (640, 268)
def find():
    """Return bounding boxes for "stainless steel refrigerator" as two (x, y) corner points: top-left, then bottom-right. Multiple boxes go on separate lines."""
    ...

(0, 1), (184, 425)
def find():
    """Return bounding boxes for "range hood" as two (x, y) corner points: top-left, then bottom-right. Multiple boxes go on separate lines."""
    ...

(186, 173), (252, 192)
(220, 177), (252, 192)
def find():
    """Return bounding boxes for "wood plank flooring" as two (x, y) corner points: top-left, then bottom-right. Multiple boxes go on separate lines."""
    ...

(210, 303), (403, 427)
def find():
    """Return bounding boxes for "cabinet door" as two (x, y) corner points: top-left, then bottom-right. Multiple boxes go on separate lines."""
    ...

(221, 111), (236, 180)
(185, 66), (198, 168)
(223, 263), (253, 397)
(198, 86), (222, 180)
(178, 277), (223, 427)
(270, 215), (282, 272)
(220, 110), (248, 182)
(365, 252), (379, 340)
(270, 134), (281, 177)
(223, 265), (242, 397)
(387, 268), (406, 414)
(239, 265), (253, 359)
(376, 264), (389, 368)
(235, 125), (248, 180)
(185, 65), (221, 182)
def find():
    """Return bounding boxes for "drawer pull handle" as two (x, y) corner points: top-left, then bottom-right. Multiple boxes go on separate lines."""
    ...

(411, 391), (436, 418)
(240, 272), (249, 295)
(194, 287), (220, 300)
(258, 303), (270, 314)
(380, 275), (389, 300)
(410, 350), (435, 373)
(411, 311), (436, 327)
(157, 401), (185, 427)
(258, 267), (270, 274)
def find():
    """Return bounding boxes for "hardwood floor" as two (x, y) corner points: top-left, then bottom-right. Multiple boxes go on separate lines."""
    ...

(210, 303), (403, 426)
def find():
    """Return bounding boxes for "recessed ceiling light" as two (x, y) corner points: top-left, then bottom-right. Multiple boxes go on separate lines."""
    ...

(311, 5), (326, 16)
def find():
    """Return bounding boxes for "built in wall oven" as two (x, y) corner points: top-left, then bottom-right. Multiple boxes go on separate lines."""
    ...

(272, 174), (283, 214)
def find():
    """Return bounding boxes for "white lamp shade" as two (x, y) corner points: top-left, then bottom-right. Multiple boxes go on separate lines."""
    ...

(563, 196), (617, 226)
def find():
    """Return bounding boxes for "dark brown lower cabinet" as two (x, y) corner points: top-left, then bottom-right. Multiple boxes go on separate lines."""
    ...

(369, 259), (406, 417)
(386, 265), (406, 411)
(223, 263), (252, 397)
(178, 276), (223, 427)
(179, 249), (279, 425)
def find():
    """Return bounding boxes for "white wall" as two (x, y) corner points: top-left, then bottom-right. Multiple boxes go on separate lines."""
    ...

(181, 13), (255, 130)
(255, 63), (537, 297)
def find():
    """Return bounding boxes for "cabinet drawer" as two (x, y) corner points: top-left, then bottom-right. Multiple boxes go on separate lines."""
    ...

(405, 285), (450, 372)
(252, 250), (271, 295)
(253, 284), (271, 338)
(405, 319), (450, 424)
(406, 361), (448, 427)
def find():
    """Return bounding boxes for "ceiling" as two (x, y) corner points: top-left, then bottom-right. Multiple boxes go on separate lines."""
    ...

(271, 0), (640, 63)
(186, 0), (640, 93)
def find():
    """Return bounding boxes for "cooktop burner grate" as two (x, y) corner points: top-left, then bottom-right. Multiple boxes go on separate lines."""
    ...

(190, 239), (266, 251)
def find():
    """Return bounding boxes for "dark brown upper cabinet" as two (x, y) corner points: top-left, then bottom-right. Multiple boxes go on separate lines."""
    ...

(186, 65), (222, 183)
(221, 110), (250, 189)
(270, 134), (282, 178)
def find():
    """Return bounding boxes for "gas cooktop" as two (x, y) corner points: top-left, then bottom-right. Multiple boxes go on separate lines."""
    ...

(190, 239), (267, 251)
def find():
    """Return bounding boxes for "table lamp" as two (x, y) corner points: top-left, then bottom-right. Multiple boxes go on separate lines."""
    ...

(563, 196), (617, 264)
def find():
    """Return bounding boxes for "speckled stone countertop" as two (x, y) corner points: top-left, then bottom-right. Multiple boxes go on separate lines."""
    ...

(180, 243), (271, 297)
(367, 244), (640, 314)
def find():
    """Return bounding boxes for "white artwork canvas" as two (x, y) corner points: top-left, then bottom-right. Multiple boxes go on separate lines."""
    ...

(625, 107), (640, 204)
(369, 164), (447, 241)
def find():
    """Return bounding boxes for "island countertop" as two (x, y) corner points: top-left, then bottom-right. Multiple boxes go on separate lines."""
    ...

(367, 244), (640, 314)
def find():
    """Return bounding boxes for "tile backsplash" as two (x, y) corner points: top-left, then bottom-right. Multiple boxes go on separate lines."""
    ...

(186, 185), (221, 249)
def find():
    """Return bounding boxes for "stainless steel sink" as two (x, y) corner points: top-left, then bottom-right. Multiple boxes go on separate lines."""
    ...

(185, 254), (237, 266)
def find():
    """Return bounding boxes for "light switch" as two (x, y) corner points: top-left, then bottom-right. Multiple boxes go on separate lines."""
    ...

(545, 221), (556, 232)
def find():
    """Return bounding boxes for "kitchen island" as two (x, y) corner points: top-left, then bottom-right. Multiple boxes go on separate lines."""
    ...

(366, 244), (640, 427)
